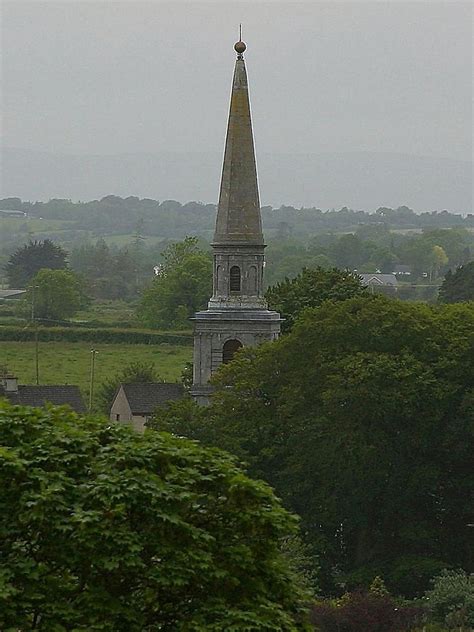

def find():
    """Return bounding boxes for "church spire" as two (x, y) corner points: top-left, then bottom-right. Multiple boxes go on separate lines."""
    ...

(190, 39), (281, 405)
(213, 39), (264, 246)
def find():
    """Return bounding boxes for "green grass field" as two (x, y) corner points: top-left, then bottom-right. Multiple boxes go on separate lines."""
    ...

(0, 341), (192, 395)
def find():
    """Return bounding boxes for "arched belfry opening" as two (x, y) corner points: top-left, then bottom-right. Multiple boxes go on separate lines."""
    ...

(222, 339), (243, 364)
(229, 266), (241, 292)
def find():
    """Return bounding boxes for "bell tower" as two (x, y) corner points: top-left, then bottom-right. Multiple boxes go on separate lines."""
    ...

(191, 39), (281, 404)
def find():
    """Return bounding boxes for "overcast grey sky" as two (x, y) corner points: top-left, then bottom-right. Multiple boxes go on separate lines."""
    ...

(2, 1), (472, 161)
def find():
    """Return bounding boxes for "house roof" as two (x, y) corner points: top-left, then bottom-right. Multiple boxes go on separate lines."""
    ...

(360, 273), (398, 286)
(0, 385), (86, 413)
(121, 382), (185, 414)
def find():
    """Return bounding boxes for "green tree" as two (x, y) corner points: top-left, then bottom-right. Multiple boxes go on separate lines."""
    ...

(153, 296), (474, 595)
(439, 261), (474, 303)
(95, 361), (163, 413)
(429, 245), (449, 281)
(25, 268), (88, 322)
(5, 239), (68, 288)
(266, 266), (367, 331)
(424, 569), (474, 629)
(333, 234), (365, 270)
(138, 237), (212, 329)
(399, 238), (435, 279)
(0, 401), (309, 630)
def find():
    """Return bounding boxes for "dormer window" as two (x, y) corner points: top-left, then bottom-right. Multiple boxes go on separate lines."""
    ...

(230, 266), (241, 292)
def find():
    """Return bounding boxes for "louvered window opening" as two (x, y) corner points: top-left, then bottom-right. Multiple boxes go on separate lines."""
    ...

(230, 266), (241, 292)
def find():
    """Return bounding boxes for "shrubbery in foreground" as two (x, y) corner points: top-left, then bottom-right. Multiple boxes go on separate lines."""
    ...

(0, 401), (309, 630)
(310, 590), (424, 632)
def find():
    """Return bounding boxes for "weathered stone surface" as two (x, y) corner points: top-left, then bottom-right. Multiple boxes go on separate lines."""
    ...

(214, 57), (263, 246)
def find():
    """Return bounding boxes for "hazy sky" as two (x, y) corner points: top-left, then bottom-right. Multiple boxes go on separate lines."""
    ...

(2, 1), (472, 162)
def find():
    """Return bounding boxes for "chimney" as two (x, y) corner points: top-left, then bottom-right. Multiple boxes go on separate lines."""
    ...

(4, 375), (18, 393)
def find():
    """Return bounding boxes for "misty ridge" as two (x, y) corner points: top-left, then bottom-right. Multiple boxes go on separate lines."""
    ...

(2, 192), (473, 250)
(2, 147), (471, 213)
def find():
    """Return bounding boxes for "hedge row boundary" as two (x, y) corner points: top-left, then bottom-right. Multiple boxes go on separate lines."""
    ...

(0, 326), (193, 346)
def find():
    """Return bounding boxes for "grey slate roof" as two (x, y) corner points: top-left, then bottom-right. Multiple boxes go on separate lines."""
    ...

(121, 383), (185, 414)
(0, 385), (86, 413)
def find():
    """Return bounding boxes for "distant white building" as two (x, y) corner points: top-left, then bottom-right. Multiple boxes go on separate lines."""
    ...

(392, 265), (412, 277)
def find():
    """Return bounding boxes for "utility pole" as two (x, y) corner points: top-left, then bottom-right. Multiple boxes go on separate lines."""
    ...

(89, 349), (98, 412)
(31, 285), (40, 385)
(35, 327), (39, 385)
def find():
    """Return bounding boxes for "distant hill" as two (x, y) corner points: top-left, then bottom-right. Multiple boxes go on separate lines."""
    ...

(1, 147), (471, 213)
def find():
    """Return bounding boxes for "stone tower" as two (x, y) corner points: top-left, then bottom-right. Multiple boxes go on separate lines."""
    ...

(191, 39), (281, 404)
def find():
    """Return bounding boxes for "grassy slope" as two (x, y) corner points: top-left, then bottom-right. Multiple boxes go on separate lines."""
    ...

(0, 341), (192, 394)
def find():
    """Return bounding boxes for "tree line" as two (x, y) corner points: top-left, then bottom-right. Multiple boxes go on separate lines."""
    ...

(151, 294), (474, 602)
(3, 236), (474, 326)
(1, 196), (473, 240)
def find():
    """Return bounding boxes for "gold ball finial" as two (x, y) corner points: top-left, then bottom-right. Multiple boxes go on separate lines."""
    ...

(234, 40), (246, 55)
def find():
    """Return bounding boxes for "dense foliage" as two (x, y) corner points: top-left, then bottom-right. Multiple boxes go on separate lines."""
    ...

(138, 237), (212, 329)
(266, 267), (367, 331)
(69, 238), (165, 301)
(310, 575), (424, 630)
(310, 592), (423, 632)
(152, 296), (474, 596)
(424, 570), (474, 629)
(5, 239), (68, 288)
(438, 261), (474, 303)
(0, 402), (309, 630)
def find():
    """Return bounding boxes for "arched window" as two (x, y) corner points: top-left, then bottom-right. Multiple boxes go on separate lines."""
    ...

(222, 339), (243, 364)
(229, 266), (241, 292)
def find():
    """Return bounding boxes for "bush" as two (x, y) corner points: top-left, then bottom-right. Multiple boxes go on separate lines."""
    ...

(0, 325), (192, 346)
(424, 569), (474, 629)
(310, 591), (424, 632)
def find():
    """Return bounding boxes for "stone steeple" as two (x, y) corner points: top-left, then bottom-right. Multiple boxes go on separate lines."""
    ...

(214, 41), (264, 246)
(191, 40), (281, 404)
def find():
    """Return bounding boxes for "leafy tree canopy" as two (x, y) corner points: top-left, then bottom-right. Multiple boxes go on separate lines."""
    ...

(438, 261), (474, 303)
(0, 401), (309, 631)
(95, 361), (164, 413)
(5, 239), (68, 288)
(138, 237), (212, 330)
(266, 266), (367, 331)
(152, 296), (474, 596)
(424, 569), (474, 628)
(24, 268), (89, 323)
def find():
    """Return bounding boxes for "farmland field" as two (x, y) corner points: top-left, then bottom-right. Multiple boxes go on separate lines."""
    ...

(0, 341), (192, 395)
